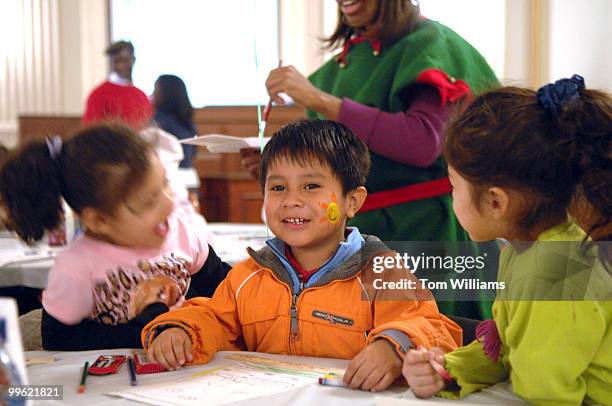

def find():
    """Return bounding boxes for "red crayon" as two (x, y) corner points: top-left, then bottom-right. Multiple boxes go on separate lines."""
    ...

(261, 59), (283, 129)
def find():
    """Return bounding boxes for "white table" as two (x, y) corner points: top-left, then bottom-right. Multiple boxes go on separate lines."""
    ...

(0, 232), (56, 289)
(24, 350), (525, 406)
(0, 223), (270, 289)
(207, 223), (271, 265)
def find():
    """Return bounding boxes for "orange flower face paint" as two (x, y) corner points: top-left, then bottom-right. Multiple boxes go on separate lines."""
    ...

(319, 193), (341, 224)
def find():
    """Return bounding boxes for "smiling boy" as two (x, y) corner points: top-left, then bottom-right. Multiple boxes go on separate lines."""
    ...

(142, 119), (460, 391)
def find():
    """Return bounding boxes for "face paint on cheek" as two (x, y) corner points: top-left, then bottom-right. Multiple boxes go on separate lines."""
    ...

(326, 202), (341, 224)
(319, 193), (341, 224)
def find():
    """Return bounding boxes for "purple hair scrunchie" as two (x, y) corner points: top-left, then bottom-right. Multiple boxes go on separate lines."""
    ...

(536, 74), (585, 117)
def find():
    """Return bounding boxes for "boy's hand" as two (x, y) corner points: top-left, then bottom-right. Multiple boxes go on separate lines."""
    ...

(146, 328), (193, 371)
(343, 339), (402, 392)
(402, 347), (446, 398)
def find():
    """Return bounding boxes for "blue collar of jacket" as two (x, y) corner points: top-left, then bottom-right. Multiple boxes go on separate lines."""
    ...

(265, 227), (365, 292)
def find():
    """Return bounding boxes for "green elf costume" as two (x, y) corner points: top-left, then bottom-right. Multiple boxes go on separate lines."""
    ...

(308, 19), (500, 319)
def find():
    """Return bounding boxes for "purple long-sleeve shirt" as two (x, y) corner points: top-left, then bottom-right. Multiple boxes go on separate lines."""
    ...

(337, 85), (447, 168)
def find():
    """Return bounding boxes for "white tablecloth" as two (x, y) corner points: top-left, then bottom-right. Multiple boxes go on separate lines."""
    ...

(0, 233), (56, 289)
(207, 223), (270, 265)
(25, 350), (526, 406)
(0, 223), (270, 289)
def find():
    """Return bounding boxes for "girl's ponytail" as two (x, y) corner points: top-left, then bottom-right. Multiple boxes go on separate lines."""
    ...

(559, 88), (612, 241)
(540, 76), (611, 241)
(0, 138), (65, 243)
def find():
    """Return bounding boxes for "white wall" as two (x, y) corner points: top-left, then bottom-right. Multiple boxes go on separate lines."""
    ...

(59, 0), (109, 113)
(548, 0), (612, 91)
(504, 0), (531, 86)
(279, 0), (326, 76)
(420, 0), (506, 79)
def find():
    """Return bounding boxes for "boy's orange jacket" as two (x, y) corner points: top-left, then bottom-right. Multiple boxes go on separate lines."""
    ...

(142, 237), (461, 363)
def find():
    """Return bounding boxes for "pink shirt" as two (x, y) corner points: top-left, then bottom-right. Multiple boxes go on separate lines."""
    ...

(42, 210), (209, 326)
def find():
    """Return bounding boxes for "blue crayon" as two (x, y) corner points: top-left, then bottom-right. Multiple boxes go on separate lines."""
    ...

(128, 356), (138, 386)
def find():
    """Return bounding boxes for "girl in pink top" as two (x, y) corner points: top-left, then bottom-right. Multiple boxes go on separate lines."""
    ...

(0, 124), (229, 350)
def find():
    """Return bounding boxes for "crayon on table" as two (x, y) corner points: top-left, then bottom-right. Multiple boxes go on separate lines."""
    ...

(128, 356), (138, 386)
(318, 374), (347, 388)
(77, 361), (89, 394)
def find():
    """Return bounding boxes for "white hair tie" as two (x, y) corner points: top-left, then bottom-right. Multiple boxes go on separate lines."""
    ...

(46, 135), (63, 160)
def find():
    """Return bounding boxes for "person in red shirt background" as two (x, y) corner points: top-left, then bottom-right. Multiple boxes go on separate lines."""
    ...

(83, 41), (205, 220)
(82, 41), (152, 129)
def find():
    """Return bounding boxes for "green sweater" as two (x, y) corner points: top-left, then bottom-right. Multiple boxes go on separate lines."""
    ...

(440, 222), (612, 405)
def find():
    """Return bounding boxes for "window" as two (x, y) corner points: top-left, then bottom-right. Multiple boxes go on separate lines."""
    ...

(111, 0), (280, 106)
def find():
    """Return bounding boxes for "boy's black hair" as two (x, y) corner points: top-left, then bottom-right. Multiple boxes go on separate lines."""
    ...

(259, 119), (371, 194)
(105, 40), (134, 56)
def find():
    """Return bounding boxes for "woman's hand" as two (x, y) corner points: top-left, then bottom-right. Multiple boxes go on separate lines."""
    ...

(266, 65), (341, 119)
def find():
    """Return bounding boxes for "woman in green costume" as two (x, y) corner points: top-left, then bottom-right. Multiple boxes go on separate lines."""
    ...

(254, 0), (499, 319)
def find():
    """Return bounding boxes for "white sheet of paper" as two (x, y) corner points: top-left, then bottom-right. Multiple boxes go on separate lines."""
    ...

(110, 363), (313, 406)
(180, 134), (270, 153)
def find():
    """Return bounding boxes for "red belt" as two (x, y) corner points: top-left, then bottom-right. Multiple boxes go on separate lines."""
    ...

(359, 177), (452, 213)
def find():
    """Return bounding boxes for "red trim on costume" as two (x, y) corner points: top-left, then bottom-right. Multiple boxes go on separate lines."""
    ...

(336, 37), (382, 67)
(359, 177), (452, 213)
(416, 68), (472, 105)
